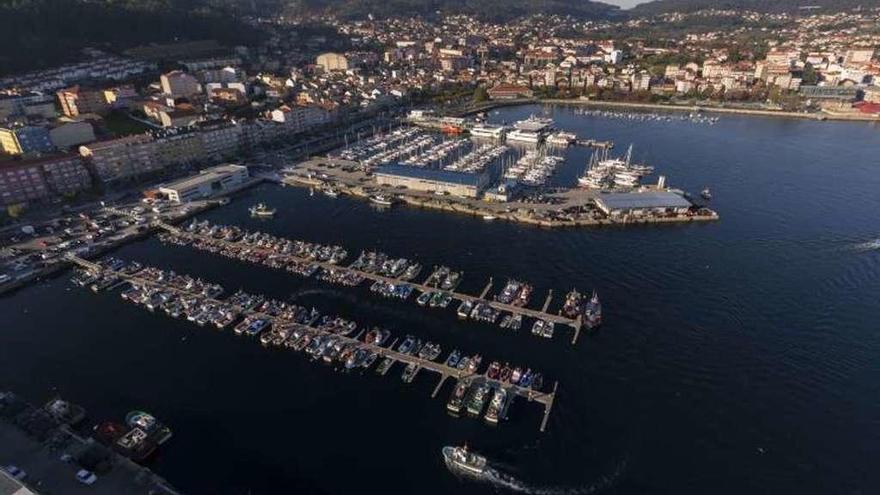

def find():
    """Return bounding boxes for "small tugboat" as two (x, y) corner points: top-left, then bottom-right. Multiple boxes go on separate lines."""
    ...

(442, 444), (489, 477)
(700, 187), (712, 200)
(249, 203), (276, 217)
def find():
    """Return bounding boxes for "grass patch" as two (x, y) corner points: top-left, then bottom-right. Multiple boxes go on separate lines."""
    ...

(103, 110), (152, 137)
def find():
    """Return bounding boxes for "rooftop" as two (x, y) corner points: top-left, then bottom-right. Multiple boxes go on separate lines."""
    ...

(374, 164), (482, 186)
(159, 164), (247, 191)
(595, 191), (692, 210)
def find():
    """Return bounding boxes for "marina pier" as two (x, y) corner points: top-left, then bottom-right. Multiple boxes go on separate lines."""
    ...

(67, 255), (559, 432)
(155, 221), (586, 344)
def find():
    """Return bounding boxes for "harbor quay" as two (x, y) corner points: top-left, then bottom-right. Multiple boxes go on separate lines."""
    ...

(155, 220), (595, 344)
(67, 256), (558, 432)
(0, 391), (180, 495)
(284, 157), (718, 228)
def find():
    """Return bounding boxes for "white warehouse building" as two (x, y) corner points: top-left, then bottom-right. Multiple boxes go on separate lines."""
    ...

(159, 164), (249, 202)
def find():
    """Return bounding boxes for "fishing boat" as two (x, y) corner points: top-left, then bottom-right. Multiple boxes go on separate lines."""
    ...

(484, 388), (507, 424)
(584, 290), (602, 329)
(509, 367), (522, 384)
(499, 364), (512, 382)
(249, 203), (276, 217)
(446, 380), (470, 413)
(486, 361), (501, 380)
(466, 382), (491, 415)
(561, 289), (584, 319)
(125, 410), (172, 445)
(701, 187), (712, 200)
(442, 445), (489, 477)
(445, 349), (462, 368)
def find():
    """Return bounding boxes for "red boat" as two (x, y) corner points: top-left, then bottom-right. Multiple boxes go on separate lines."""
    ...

(486, 361), (501, 380)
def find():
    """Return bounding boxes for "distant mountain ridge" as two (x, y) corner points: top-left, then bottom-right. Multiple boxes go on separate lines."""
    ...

(631, 0), (880, 15)
(274, 0), (621, 20)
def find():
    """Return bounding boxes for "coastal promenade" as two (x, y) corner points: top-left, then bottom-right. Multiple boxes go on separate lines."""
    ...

(540, 98), (880, 122)
(67, 256), (559, 432)
(156, 221), (589, 344)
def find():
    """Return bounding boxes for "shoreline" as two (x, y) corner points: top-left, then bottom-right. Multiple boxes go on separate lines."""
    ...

(478, 98), (879, 123)
(284, 171), (719, 229)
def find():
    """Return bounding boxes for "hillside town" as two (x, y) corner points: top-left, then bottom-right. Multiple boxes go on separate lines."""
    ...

(0, 6), (878, 212)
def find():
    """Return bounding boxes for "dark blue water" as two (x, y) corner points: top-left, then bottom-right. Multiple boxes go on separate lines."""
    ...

(2, 104), (879, 494)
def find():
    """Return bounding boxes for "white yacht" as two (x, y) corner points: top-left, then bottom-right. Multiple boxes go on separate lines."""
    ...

(470, 123), (507, 140)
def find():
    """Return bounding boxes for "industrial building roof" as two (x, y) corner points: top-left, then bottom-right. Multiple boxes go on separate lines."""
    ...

(375, 164), (481, 186)
(595, 191), (692, 210)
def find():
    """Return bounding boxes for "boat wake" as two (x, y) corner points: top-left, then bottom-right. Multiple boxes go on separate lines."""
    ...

(852, 238), (880, 252)
(454, 459), (626, 495)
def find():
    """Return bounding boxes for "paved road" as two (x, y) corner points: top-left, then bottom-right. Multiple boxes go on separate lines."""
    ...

(0, 419), (178, 494)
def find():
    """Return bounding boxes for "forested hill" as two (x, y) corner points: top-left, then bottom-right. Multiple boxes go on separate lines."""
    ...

(0, 0), (262, 76)
(631, 0), (880, 15)
(260, 0), (621, 21)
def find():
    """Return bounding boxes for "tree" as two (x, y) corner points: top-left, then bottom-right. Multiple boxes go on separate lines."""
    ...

(7, 203), (25, 219)
(473, 86), (489, 104)
(802, 62), (818, 85)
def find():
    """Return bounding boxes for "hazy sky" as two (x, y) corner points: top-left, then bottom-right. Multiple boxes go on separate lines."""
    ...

(602, 0), (649, 8)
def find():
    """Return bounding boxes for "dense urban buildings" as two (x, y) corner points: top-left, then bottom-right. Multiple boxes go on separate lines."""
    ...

(0, 4), (876, 211)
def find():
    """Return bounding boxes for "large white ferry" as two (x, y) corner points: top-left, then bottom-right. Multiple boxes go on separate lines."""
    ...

(505, 116), (554, 144)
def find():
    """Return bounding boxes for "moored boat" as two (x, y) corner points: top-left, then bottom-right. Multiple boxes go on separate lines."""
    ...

(484, 388), (507, 424)
(584, 290), (602, 329)
(446, 379), (470, 413)
(249, 203), (276, 217)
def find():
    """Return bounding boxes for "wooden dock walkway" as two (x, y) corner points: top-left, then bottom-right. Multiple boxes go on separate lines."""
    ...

(70, 255), (559, 432)
(157, 222), (583, 341)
